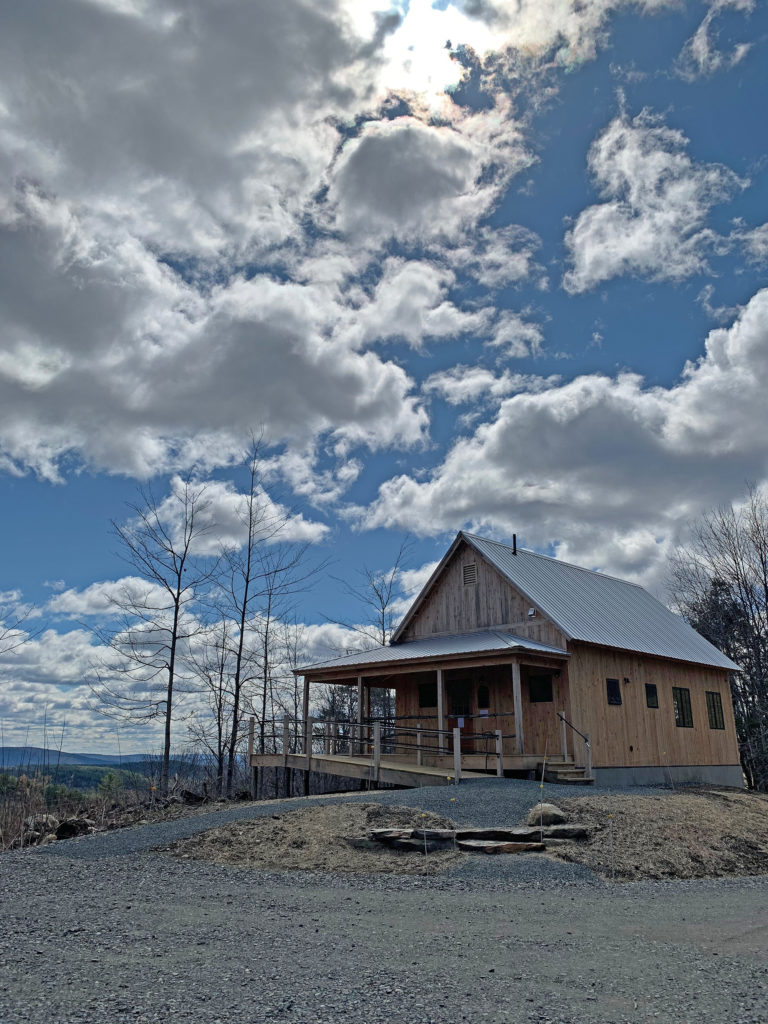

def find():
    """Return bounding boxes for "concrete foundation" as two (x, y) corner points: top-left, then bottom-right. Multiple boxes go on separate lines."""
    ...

(591, 764), (744, 788)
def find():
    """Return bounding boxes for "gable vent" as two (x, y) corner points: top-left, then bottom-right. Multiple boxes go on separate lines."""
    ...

(463, 563), (477, 586)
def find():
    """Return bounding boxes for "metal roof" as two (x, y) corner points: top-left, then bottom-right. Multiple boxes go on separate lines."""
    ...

(463, 533), (739, 671)
(298, 629), (568, 675)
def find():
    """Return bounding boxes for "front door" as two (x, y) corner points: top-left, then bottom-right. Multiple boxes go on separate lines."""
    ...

(447, 680), (475, 753)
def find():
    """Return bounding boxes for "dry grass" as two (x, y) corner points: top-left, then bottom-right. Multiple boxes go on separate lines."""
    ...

(550, 788), (768, 881)
(161, 803), (463, 876)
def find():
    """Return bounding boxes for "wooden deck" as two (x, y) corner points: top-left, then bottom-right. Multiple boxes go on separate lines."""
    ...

(250, 751), (552, 788)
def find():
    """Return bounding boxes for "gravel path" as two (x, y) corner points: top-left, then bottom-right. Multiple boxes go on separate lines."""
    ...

(3, 779), (767, 1023)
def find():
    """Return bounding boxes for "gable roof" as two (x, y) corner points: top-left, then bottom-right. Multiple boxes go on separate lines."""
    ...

(393, 531), (739, 672)
(297, 629), (567, 676)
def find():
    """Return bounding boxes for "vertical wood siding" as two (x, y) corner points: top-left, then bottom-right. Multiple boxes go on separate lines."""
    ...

(400, 540), (568, 649)
(566, 644), (740, 768)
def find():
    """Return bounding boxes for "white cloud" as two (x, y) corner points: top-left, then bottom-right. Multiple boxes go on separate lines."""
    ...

(47, 578), (171, 619)
(154, 476), (330, 556)
(325, 116), (499, 242)
(424, 366), (560, 405)
(563, 109), (746, 293)
(360, 286), (768, 588)
(487, 311), (545, 358)
(676, 0), (754, 81)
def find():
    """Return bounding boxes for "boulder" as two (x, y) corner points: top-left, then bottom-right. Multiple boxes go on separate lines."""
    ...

(24, 814), (59, 834)
(458, 839), (545, 854)
(55, 818), (91, 840)
(525, 802), (568, 826)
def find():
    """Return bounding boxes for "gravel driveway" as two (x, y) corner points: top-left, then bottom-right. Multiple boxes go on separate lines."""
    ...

(2, 779), (767, 1023)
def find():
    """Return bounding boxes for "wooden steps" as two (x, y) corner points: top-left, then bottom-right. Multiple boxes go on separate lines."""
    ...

(537, 761), (594, 785)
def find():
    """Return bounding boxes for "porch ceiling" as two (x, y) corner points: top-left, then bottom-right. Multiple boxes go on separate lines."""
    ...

(296, 628), (568, 679)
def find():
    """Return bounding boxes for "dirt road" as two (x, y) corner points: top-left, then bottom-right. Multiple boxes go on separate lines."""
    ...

(2, 844), (767, 1023)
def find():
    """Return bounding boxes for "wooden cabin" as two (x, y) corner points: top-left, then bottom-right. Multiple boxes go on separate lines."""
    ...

(252, 532), (742, 789)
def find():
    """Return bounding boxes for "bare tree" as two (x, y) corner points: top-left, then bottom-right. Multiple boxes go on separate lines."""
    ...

(186, 619), (234, 796)
(328, 537), (412, 648)
(93, 479), (218, 795)
(669, 484), (768, 789)
(322, 537), (413, 723)
(217, 442), (327, 796)
(0, 593), (38, 656)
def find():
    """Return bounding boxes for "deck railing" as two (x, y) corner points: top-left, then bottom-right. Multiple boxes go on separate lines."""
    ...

(253, 713), (518, 782)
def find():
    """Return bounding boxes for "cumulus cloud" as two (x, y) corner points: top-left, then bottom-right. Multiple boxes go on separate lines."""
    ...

(563, 109), (746, 293)
(325, 116), (502, 242)
(348, 259), (491, 349)
(360, 286), (768, 588)
(47, 578), (171, 619)
(424, 366), (560, 405)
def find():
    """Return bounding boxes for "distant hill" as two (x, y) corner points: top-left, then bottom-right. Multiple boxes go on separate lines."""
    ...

(0, 746), (149, 768)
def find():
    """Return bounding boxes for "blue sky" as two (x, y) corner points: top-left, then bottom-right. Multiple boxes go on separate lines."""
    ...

(1, 0), (767, 750)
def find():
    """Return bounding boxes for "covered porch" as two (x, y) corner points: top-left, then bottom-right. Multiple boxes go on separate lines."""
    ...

(250, 631), (593, 789)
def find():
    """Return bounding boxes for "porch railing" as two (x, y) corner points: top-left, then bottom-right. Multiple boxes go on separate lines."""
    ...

(253, 714), (517, 783)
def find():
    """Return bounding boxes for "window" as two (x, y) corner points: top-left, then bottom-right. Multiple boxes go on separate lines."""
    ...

(529, 675), (553, 703)
(606, 677), (622, 706)
(672, 686), (693, 728)
(418, 682), (437, 708)
(706, 691), (725, 730)
(477, 684), (490, 710)
(645, 683), (659, 709)
(462, 563), (477, 586)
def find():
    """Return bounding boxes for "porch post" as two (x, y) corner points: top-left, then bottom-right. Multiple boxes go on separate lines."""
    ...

(511, 660), (524, 754)
(436, 667), (446, 737)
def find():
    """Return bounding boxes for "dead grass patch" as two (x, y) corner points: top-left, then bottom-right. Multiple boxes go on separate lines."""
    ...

(161, 803), (463, 875)
(550, 788), (768, 881)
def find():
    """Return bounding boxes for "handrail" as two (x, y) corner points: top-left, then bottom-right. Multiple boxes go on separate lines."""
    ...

(556, 711), (589, 746)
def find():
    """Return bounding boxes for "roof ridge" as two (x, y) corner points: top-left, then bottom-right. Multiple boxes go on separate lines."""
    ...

(462, 531), (646, 590)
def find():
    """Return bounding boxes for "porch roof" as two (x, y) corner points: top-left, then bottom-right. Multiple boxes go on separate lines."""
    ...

(296, 629), (568, 676)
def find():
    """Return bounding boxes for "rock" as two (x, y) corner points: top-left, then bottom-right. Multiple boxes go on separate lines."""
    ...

(411, 829), (456, 841)
(345, 838), (381, 851)
(457, 839), (546, 854)
(369, 829), (415, 843)
(55, 818), (91, 840)
(387, 838), (448, 854)
(525, 802), (568, 826)
(24, 814), (59, 833)
(180, 790), (206, 805)
(38, 833), (57, 846)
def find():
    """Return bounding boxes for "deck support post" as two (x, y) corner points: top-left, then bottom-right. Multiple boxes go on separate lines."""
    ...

(584, 735), (592, 780)
(305, 718), (315, 768)
(559, 709), (568, 762)
(453, 727), (462, 784)
(495, 729), (504, 778)
(301, 675), (310, 751)
(373, 721), (381, 782)
(416, 724), (423, 767)
(511, 660), (524, 754)
(248, 716), (256, 798)
(356, 675), (364, 755)
(282, 715), (290, 764)
(330, 721), (338, 755)
(436, 667), (446, 737)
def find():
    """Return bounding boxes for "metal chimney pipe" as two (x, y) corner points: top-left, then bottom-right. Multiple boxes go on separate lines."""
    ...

(513, 533), (517, 555)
